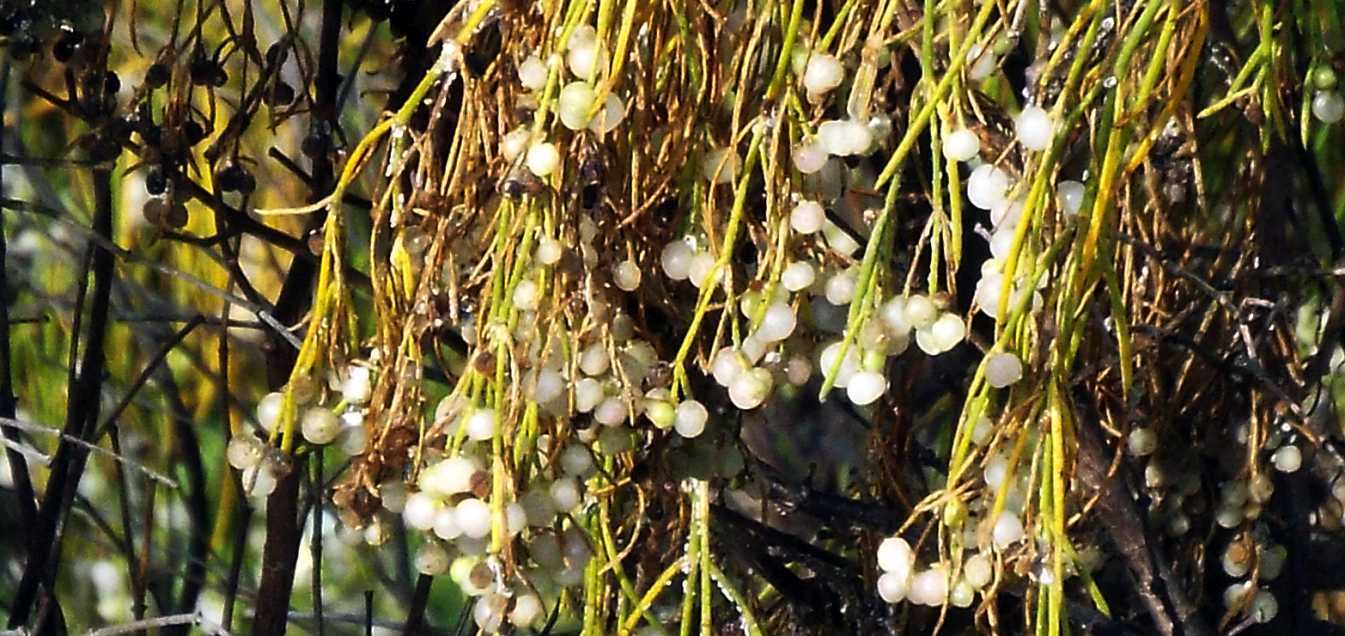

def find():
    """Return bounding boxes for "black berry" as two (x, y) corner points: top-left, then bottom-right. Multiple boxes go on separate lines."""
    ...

(182, 120), (207, 146)
(145, 167), (167, 195)
(145, 63), (169, 88)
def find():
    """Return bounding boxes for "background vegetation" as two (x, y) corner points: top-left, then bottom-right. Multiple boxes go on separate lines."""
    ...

(2, 0), (1345, 634)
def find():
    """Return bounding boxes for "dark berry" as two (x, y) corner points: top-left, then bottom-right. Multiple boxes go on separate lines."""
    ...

(102, 71), (121, 96)
(237, 170), (256, 195)
(266, 80), (295, 107)
(189, 55), (217, 85)
(182, 120), (207, 145)
(105, 117), (133, 144)
(581, 184), (601, 209)
(145, 167), (167, 195)
(265, 42), (288, 67)
(306, 230), (324, 255)
(145, 63), (169, 88)
(215, 166), (238, 191)
(143, 197), (169, 225)
(580, 157), (606, 184)
(388, 1), (418, 36)
(301, 126), (330, 159)
(165, 201), (189, 228)
(53, 29), (83, 63)
(216, 163), (254, 194)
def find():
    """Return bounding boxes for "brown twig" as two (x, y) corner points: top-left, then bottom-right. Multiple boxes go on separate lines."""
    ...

(253, 0), (345, 631)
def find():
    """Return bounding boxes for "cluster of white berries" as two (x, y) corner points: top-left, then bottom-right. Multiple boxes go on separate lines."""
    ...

(1217, 409), (1345, 623)
(664, 237), (972, 412)
(389, 440), (599, 632)
(459, 24), (1331, 632)
(1128, 414), (1311, 627)
(814, 294), (961, 405)
(712, 347), (776, 410)
(1224, 580), (1280, 624)
(874, 536), (995, 609)
(417, 198), (747, 616)
(1219, 534), (1285, 625)
(228, 366), (373, 499)
(507, 24), (630, 181)
(510, 210), (702, 455)
(816, 118), (876, 157)
(1312, 62), (1345, 127)
(779, 47), (900, 188)
(664, 177), (981, 410)
(790, 49), (884, 158)
(432, 523), (589, 632)
(939, 111), (1069, 329)
(874, 449), (1083, 610)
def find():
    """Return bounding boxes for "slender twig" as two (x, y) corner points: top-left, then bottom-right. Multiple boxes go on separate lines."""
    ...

(88, 611), (234, 636)
(221, 500), (252, 633)
(0, 55), (38, 539)
(312, 452), (326, 636)
(286, 612), (411, 630)
(267, 147), (373, 211)
(253, 0), (345, 630)
(215, 286), (245, 635)
(8, 160), (117, 628)
(4, 313), (270, 329)
(0, 433), (47, 463)
(455, 598), (478, 636)
(159, 369), (209, 632)
(365, 590), (375, 636)
(403, 575), (435, 634)
(109, 420), (146, 624)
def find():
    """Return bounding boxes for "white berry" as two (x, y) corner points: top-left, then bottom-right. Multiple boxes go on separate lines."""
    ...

(791, 200), (826, 234)
(557, 82), (596, 130)
(802, 54), (845, 96)
(1313, 91), (1345, 124)
(782, 261), (816, 292)
(846, 370), (887, 405)
(1014, 105), (1054, 151)
(613, 260), (642, 291)
(518, 56), (548, 91)
(967, 164), (1011, 210)
(300, 407), (341, 445)
(525, 142), (560, 177)
(984, 352), (1023, 388)
(942, 128), (980, 162)
(1057, 180), (1085, 216)
(661, 240), (693, 280)
(674, 400), (709, 438)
